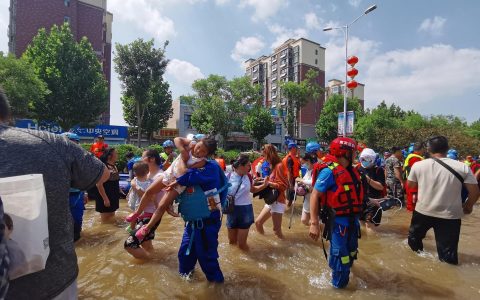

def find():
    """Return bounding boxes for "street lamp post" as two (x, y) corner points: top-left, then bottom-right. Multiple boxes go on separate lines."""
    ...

(323, 4), (377, 137)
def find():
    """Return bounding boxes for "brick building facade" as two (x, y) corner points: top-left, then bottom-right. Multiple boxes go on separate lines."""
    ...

(8, 0), (113, 124)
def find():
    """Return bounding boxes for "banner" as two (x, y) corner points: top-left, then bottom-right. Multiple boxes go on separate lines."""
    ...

(337, 111), (355, 136)
(15, 119), (128, 139)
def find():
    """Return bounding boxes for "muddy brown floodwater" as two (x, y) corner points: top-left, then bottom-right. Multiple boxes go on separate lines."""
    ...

(76, 198), (480, 300)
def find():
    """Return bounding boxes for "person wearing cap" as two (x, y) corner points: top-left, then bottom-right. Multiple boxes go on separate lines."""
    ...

(90, 134), (108, 158)
(282, 142), (301, 207)
(357, 148), (386, 230)
(306, 141), (325, 163)
(161, 140), (176, 171)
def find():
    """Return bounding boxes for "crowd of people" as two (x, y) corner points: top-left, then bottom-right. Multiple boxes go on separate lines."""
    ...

(0, 89), (480, 298)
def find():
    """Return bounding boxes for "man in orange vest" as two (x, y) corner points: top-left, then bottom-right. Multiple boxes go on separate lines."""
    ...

(403, 142), (425, 211)
(89, 135), (108, 158)
(283, 142), (300, 207)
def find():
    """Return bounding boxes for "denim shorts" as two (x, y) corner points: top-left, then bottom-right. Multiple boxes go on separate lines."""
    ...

(226, 204), (254, 229)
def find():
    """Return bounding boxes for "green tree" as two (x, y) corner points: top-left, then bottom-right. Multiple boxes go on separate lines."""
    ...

(114, 39), (172, 146)
(0, 54), (48, 119)
(279, 69), (322, 138)
(243, 105), (275, 149)
(315, 94), (363, 143)
(23, 23), (108, 129)
(188, 75), (257, 146)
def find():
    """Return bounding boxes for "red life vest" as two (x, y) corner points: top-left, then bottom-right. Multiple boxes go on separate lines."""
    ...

(312, 155), (364, 216)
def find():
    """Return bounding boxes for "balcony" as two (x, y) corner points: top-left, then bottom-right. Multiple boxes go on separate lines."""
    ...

(271, 77), (277, 82)
(280, 71), (287, 78)
(280, 50), (287, 58)
(271, 56), (277, 63)
(272, 65), (277, 72)
(272, 84), (277, 90)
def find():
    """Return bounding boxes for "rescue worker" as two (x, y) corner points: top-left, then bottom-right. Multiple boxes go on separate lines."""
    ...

(309, 137), (364, 289)
(89, 134), (108, 158)
(161, 140), (175, 171)
(403, 142), (425, 211)
(283, 142), (301, 207)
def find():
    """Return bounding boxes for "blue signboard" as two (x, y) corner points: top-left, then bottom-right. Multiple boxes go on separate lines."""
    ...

(15, 119), (128, 139)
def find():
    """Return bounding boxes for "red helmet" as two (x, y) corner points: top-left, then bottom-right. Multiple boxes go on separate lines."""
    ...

(329, 137), (357, 157)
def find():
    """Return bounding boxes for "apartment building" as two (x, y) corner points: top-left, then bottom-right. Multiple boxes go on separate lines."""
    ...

(245, 38), (326, 143)
(325, 79), (365, 108)
(8, 0), (113, 124)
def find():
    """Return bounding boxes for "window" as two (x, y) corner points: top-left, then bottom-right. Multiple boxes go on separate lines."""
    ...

(332, 86), (340, 94)
(315, 59), (318, 65)
(271, 63), (277, 72)
(275, 123), (282, 136)
(64, 0), (70, 7)
(281, 49), (287, 58)
(315, 49), (318, 55)
(184, 114), (192, 129)
(280, 58), (287, 67)
(64, 16), (70, 24)
(253, 65), (258, 72)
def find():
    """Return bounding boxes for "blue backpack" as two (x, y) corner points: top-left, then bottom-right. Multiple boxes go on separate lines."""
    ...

(177, 165), (230, 223)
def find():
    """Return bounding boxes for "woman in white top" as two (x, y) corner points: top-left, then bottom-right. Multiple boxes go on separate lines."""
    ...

(227, 154), (269, 251)
(124, 149), (165, 259)
(298, 153), (317, 226)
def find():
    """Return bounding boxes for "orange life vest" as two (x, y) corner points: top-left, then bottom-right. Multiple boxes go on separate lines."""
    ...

(312, 155), (364, 216)
(90, 142), (108, 158)
(282, 153), (300, 179)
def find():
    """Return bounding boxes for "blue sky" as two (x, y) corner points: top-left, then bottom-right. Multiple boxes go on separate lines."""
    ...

(1, 0), (479, 125)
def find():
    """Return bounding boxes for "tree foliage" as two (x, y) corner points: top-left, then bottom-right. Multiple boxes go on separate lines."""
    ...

(23, 23), (108, 129)
(315, 94), (364, 143)
(188, 75), (259, 145)
(0, 54), (48, 119)
(114, 39), (172, 146)
(243, 105), (275, 149)
(352, 101), (480, 157)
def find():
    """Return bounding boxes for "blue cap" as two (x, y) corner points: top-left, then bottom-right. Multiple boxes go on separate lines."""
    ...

(447, 149), (458, 160)
(64, 132), (80, 142)
(288, 142), (298, 150)
(162, 140), (174, 148)
(306, 142), (321, 154)
(194, 134), (205, 141)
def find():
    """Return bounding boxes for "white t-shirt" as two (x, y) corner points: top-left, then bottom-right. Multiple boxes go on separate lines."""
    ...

(408, 157), (478, 219)
(300, 169), (313, 203)
(227, 172), (252, 206)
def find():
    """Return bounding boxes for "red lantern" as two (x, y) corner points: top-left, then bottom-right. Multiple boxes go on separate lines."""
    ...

(347, 67), (358, 78)
(346, 80), (358, 89)
(347, 55), (359, 66)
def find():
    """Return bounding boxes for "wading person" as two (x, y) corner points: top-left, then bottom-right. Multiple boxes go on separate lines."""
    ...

(0, 90), (110, 299)
(407, 136), (479, 265)
(385, 146), (404, 202)
(226, 155), (269, 251)
(309, 137), (364, 289)
(403, 142), (425, 212)
(255, 144), (289, 239)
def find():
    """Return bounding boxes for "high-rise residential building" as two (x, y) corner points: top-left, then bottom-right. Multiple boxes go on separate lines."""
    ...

(245, 38), (326, 143)
(325, 79), (365, 108)
(8, 0), (113, 125)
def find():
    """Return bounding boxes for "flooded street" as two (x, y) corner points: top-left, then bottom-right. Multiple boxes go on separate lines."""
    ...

(76, 198), (480, 299)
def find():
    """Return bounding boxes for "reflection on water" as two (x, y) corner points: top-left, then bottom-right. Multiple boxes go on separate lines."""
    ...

(76, 199), (480, 299)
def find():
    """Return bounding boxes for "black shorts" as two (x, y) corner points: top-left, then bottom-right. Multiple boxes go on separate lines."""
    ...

(124, 217), (161, 249)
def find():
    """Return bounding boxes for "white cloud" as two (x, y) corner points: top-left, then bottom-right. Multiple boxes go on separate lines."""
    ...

(268, 24), (308, 48)
(348, 0), (362, 8)
(418, 16), (446, 36)
(239, 0), (287, 21)
(215, 0), (230, 5)
(231, 36), (265, 66)
(305, 12), (322, 30)
(166, 59), (205, 85)
(108, 0), (176, 41)
(364, 44), (480, 108)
